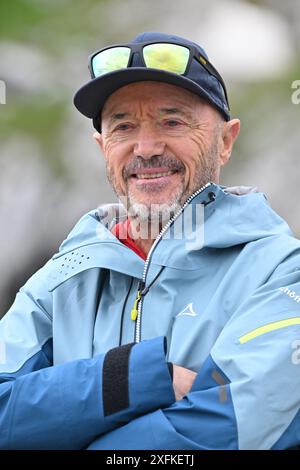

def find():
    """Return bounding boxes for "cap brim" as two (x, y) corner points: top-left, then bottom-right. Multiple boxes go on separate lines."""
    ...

(73, 67), (228, 122)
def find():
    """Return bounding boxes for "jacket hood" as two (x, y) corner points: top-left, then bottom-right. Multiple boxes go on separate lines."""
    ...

(201, 184), (293, 248)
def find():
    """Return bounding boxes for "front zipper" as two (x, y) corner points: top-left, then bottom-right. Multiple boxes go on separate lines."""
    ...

(133, 182), (213, 342)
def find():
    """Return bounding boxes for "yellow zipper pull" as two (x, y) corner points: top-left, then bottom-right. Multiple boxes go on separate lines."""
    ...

(131, 290), (141, 321)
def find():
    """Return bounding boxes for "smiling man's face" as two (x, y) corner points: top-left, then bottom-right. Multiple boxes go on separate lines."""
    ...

(94, 81), (239, 222)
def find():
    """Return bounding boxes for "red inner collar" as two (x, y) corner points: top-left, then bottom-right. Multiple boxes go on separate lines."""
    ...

(112, 219), (147, 261)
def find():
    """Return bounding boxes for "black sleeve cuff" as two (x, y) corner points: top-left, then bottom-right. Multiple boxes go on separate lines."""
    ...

(102, 343), (135, 416)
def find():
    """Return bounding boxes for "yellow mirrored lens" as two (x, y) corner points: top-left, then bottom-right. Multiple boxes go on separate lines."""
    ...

(143, 44), (189, 74)
(92, 47), (130, 77)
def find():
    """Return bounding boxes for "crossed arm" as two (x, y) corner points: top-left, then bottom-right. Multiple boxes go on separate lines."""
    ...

(0, 273), (196, 450)
(0, 329), (195, 449)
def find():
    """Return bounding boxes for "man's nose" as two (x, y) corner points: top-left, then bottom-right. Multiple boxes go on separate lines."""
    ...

(133, 125), (166, 159)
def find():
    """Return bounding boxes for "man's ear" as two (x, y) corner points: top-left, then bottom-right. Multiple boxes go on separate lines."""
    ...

(219, 119), (240, 166)
(93, 131), (104, 152)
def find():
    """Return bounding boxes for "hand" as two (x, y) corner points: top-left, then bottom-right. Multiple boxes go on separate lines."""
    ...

(172, 364), (197, 401)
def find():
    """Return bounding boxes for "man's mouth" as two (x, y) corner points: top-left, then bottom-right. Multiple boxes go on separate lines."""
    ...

(129, 166), (180, 181)
(132, 170), (177, 180)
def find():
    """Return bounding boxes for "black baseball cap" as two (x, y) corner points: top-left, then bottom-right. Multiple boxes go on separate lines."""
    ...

(74, 31), (230, 132)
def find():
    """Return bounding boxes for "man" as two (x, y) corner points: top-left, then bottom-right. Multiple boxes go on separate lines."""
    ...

(0, 31), (299, 450)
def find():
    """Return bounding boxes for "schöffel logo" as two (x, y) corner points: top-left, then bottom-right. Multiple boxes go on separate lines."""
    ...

(279, 286), (300, 303)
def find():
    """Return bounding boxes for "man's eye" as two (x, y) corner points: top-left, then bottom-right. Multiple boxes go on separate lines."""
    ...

(114, 123), (133, 132)
(164, 119), (182, 127)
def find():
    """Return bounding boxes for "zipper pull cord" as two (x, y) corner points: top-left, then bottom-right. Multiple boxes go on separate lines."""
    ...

(131, 281), (145, 321)
(131, 291), (141, 321)
(131, 266), (165, 322)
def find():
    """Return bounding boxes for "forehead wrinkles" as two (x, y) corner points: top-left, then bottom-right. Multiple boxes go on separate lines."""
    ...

(103, 98), (197, 125)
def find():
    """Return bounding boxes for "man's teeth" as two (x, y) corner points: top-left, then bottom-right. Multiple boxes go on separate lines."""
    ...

(135, 171), (174, 179)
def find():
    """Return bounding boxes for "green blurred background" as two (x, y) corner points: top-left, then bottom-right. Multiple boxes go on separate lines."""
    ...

(0, 0), (300, 316)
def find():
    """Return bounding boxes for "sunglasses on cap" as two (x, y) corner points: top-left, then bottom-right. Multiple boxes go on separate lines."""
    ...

(88, 40), (229, 109)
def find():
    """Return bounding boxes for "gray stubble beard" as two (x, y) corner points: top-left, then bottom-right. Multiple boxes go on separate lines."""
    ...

(106, 131), (220, 235)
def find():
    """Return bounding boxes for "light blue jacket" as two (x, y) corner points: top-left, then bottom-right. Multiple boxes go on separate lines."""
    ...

(0, 183), (300, 449)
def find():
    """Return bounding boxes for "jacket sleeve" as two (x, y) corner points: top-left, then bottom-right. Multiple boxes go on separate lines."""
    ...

(87, 256), (300, 450)
(0, 264), (174, 449)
